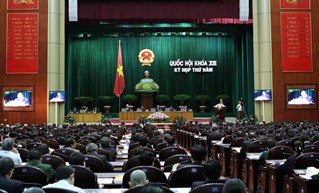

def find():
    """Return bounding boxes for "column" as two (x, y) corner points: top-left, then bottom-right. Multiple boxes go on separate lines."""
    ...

(47, 0), (65, 124)
(253, 0), (273, 122)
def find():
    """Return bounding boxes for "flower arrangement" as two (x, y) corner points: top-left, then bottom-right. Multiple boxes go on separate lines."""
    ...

(147, 112), (170, 123)
(135, 81), (160, 93)
(137, 115), (148, 124)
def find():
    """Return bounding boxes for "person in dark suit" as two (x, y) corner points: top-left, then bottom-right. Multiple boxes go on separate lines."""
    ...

(0, 157), (24, 193)
(172, 145), (207, 171)
(191, 159), (225, 189)
(25, 149), (55, 181)
(86, 143), (114, 172)
(100, 137), (117, 161)
(276, 139), (304, 176)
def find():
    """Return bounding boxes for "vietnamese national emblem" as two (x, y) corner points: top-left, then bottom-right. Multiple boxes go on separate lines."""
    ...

(138, 49), (155, 66)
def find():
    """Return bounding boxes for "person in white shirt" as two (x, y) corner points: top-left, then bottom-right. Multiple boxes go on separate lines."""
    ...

(236, 100), (245, 122)
(0, 138), (22, 165)
(42, 166), (86, 193)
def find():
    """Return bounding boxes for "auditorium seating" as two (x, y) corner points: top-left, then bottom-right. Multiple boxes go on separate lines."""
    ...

(84, 155), (105, 172)
(168, 165), (205, 187)
(11, 166), (48, 187)
(159, 147), (188, 161)
(42, 155), (66, 170)
(303, 145), (319, 153)
(5, 119), (319, 193)
(294, 152), (319, 169)
(71, 165), (99, 188)
(189, 183), (225, 193)
(97, 148), (111, 161)
(163, 154), (192, 172)
(122, 166), (168, 188)
(17, 147), (29, 162)
(43, 188), (77, 193)
(267, 146), (294, 159)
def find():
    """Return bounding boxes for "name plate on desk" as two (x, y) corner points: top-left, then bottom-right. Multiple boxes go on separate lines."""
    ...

(265, 159), (286, 165)
(220, 144), (231, 148)
(246, 153), (262, 160)
(231, 147), (242, 153)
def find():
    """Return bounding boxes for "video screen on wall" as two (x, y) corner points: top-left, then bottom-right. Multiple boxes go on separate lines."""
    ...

(3, 90), (32, 107)
(254, 89), (272, 101)
(286, 84), (317, 110)
(2, 86), (34, 111)
(49, 91), (65, 103)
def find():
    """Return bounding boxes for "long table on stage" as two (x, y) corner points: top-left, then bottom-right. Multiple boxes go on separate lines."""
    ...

(67, 113), (102, 122)
(119, 111), (193, 121)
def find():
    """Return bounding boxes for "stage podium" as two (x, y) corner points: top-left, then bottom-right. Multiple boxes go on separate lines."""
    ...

(214, 104), (226, 122)
(135, 70), (159, 110)
(140, 93), (153, 110)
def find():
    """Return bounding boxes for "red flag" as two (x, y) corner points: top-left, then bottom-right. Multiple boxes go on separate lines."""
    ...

(113, 40), (125, 97)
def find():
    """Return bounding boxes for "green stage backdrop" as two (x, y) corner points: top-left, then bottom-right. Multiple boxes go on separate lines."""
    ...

(66, 25), (253, 117)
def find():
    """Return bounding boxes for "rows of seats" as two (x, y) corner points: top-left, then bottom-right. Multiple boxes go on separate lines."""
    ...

(175, 121), (319, 193)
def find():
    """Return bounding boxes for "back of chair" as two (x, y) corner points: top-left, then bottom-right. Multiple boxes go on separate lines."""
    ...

(163, 154), (192, 172)
(123, 186), (143, 193)
(267, 146), (295, 159)
(42, 155), (66, 170)
(17, 147), (29, 162)
(159, 147), (187, 161)
(77, 139), (91, 145)
(276, 140), (292, 147)
(26, 142), (42, 150)
(52, 148), (75, 161)
(222, 135), (233, 144)
(124, 156), (161, 171)
(84, 155), (105, 172)
(247, 140), (267, 153)
(231, 137), (247, 147)
(122, 166), (168, 188)
(71, 165), (98, 188)
(168, 165), (205, 187)
(97, 148), (110, 161)
(43, 188), (77, 193)
(190, 183), (225, 193)
(294, 152), (319, 169)
(11, 166), (48, 186)
(303, 145), (319, 153)
(155, 142), (168, 153)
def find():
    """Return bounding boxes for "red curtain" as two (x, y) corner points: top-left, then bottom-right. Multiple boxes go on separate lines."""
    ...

(67, 0), (252, 24)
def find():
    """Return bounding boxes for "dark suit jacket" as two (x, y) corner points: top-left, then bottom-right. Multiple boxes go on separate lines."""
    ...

(276, 153), (300, 176)
(87, 152), (114, 172)
(101, 147), (117, 161)
(0, 175), (24, 193)
(191, 179), (226, 189)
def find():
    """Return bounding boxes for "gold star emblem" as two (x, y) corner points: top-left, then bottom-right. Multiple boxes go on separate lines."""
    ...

(117, 65), (123, 76)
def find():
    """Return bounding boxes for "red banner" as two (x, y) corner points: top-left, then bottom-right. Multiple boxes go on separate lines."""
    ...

(7, 13), (38, 74)
(7, 0), (39, 10)
(281, 12), (312, 72)
(280, 0), (310, 9)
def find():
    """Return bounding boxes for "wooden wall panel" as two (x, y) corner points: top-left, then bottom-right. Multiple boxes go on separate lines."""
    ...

(0, 0), (48, 125)
(271, 0), (319, 122)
